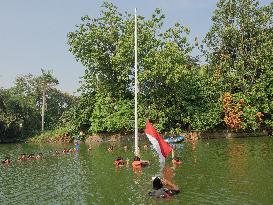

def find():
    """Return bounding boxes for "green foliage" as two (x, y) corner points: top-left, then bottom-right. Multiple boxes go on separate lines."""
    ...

(59, 94), (94, 134)
(205, 0), (272, 90)
(249, 66), (273, 130)
(3, 0), (272, 142)
(233, 92), (262, 130)
(67, 1), (224, 134)
(90, 93), (134, 133)
(0, 88), (40, 142)
(0, 70), (76, 142)
(205, 0), (273, 131)
(44, 89), (76, 130)
(28, 126), (72, 143)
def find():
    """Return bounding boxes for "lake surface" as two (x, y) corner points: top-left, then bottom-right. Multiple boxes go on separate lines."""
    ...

(1, 137), (273, 204)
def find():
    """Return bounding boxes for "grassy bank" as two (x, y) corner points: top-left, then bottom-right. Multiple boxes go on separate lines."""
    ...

(27, 127), (74, 143)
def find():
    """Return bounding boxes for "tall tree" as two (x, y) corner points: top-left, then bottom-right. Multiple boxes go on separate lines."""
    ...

(8, 70), (75, 136)
(67, 2), (221, 133)
(204, 0), (273, 131)
(205, 0), (272, 92)
(0, 88), (40, 142)
(38, 69), (59, 131)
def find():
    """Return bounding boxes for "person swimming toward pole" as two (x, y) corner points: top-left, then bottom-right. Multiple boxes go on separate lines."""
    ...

(2, 157), (11, 165)
(148, 176), (180, 198)
(131, 156), (150, 170)
(114, 157), (125, 167)
(17, 154), (27, 161)
(172, 156), (182, 165)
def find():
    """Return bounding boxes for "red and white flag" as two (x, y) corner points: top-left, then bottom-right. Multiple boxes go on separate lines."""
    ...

(145, 120), (173, 162)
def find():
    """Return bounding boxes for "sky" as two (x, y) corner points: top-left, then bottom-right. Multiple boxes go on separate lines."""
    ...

(0, 0), (270, 94)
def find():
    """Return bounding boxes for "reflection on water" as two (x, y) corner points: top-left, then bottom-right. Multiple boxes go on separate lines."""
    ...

(1, 137), (273, 204)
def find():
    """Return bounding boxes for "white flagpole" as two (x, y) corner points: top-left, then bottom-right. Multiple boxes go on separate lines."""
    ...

(134, 8), (139, 156)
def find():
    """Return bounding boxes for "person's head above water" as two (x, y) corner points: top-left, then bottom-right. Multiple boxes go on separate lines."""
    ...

(114, 156), (124, 166)
(116, 156), (123, 161)
(152, 177), (163, 190)
(172, 156), (182, 164)
(133, 156), (140, 161)
(149, 175), (180, 198)
(173, 156), (180, 161)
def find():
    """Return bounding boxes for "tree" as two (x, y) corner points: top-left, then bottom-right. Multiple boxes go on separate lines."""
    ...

(67, 2), (221, 133)
(0, 70), (76, 142)
(12, 69), (59, 131)
(204, 0), (273, 131)
(0, 88), (40, 142)
(38, 69), (59, 131)
(205, 0), (272, 89)
(45, 88), (76, 130)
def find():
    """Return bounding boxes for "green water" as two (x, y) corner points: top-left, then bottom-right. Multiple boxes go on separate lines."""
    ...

(1, 137), (273, 204)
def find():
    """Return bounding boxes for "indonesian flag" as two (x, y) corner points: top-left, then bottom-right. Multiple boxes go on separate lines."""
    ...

(145, 120), (173, 162)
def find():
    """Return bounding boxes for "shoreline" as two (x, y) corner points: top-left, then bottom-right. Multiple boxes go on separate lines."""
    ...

(1, 129), (270, 144)
(84, 129), (271, 144)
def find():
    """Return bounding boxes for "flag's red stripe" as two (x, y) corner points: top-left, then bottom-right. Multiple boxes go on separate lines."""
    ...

(145, 120), (172, 158)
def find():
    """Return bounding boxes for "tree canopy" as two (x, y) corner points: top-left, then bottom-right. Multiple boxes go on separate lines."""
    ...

(66, 0), (272, 134)
(1, 0), (272, 142)
(0, 70), (75, 142)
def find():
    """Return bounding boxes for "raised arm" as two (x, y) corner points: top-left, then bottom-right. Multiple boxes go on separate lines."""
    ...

(162, 178), (179, 191)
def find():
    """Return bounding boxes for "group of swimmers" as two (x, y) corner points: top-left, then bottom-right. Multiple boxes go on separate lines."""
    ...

(114, 156), (150, 168)
(2, 153), (43, 165)
(2, 142), (182, 199)
(108, 144), (151, 168)
(114, 155), (182, 168)
(113, 151), (182, 198)
(109, 143), (182, 198)
(112, 144), (182, 169)
(1, 147), (78, 165)
(53, 147), (78, 155)
(110, 143), (182, 168)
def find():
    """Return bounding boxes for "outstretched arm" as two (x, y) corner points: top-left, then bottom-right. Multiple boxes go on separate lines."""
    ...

(162, 178), (179, 191)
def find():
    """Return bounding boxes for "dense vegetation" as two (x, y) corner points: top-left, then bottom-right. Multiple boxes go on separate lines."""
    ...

(66, 0), (272, 134)
(0, 70), (76, 142)
(1, 0), (272, 142)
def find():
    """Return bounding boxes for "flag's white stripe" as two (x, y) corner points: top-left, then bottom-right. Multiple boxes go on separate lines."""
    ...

(146, 134), (165, 163)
